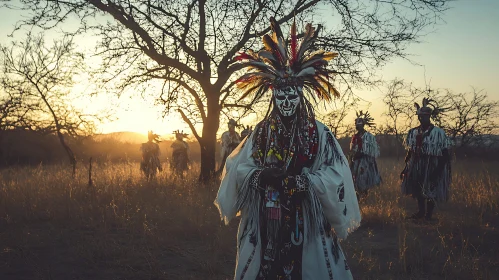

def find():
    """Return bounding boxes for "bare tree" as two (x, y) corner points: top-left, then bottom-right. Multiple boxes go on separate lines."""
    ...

(318, 92), (359, 138)
(0, 90), (30, 131)
(381, 79), (428, 142)
(4, 0), (451, 180)
(0, 34), (99, 175)
(439, 89), (499, 148)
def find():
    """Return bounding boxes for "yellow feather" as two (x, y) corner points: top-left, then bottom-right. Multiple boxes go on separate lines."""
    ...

(323, 52), (339, 61)
(262, 34), (277, 52)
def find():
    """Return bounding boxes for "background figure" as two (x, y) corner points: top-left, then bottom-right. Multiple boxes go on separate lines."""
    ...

(240, 125), (253, 140)
(170, 130), (189, 178)
(140, 131), (162, 181)
(217, 119), (241, 174)
(401, 98), (452, 221)
(349, 111), (382, 199)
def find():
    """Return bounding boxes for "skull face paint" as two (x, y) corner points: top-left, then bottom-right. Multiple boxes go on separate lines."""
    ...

(273, 86), (301, 117)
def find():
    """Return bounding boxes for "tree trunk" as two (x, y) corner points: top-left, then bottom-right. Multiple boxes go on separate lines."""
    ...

(56, 130), (76, 177)
(36, 87), (77, 177)
(198, 96), (221, 182)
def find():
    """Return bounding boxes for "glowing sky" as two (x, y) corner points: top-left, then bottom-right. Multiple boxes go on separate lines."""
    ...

(0, 0), (497, 137)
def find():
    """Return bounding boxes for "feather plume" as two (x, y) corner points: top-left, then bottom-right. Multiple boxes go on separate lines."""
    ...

(262, 34), (284, 69)
(416, 97), (445, 120)
(235, 52), (254, 61)
(290, 19), (298, 64)
(270, 17), (288, 63)
(355, 111), (375, 127)
(234, 18), (339, 104)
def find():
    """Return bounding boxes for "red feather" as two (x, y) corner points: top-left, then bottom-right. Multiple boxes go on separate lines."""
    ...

(235, 75), (258, 85)
(290, 19), (298, 65)
(235, 52), (254, 61)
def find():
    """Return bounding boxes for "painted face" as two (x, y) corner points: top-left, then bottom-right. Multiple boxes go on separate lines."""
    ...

(273, 86), (301, 117)
(355, 119), (365, 131)
(418, 114), (431, 127)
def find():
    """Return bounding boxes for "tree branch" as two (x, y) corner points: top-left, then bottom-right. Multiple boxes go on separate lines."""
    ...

(177, 108), (201, 142)
(87, 0), (201, 80)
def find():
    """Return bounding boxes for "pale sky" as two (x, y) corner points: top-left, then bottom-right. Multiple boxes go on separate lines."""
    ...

(359, 0), (499, 120)
(0, 0), (498, 136)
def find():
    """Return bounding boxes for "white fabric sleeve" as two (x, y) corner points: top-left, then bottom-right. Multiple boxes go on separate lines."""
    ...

(214, 135), (258, 224)
(306, 131), (361, 240)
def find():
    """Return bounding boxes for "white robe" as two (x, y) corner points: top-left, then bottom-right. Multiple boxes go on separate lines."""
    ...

(402, 125), (452, 201)
(349, 131), (382, 191)
(215, 121), (361, 280)
(350, 131), (380, 158)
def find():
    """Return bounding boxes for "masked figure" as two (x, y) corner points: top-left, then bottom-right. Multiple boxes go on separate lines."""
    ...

(170, 130), (189, 178)
(349, 111), (381, 198)
(215, 18), (361, 280)
(140, 131), (162, 180)
(401, 98), (452, 220)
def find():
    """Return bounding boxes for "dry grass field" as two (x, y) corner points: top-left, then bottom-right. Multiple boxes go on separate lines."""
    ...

(0, 158), (498, 280)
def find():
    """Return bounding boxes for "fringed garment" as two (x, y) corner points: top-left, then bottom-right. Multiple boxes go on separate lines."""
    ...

(215, 119), (361, 280)
(401, 125), (452, 202)
(170, 140), (189, 174)
(349, 131), (382, 192)
(140, 142), (162, 179)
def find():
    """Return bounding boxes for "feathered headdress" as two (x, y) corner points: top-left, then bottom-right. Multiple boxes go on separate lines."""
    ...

(414, 97), (444, 118)
(173, 130), (188, 139)
(240, 125), (253, 139)
(355, 110), (375, 127)
(147, 131), (161, 143)
(234, 17), (340, 104)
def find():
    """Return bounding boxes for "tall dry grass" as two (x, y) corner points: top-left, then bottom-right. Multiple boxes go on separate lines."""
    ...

(343, 159), (499, 280)
(0, 159), (498, 279)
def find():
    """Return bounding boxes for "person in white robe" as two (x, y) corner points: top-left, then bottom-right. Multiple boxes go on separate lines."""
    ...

(401, 98), (452, 220)
(349, 111), (381, 197)
(214, 17), (361, 280)
(218, 119), (241, 174)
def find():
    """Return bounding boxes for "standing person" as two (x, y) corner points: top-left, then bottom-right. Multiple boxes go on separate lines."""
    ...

(217, 119), (241, 174)
(170, 130), (189, 178)
(349, 111), (382, 198)
(241, 125), (253, 140)
(401, 98), (452, 221)
(215, 18), (361, 280)
(140, 131), (162, 181)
